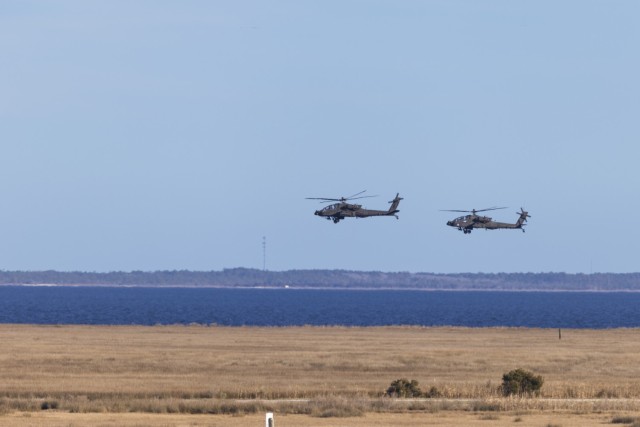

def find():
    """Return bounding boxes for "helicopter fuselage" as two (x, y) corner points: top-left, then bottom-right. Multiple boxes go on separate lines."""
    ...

(312, 194), (402, 223)
(315, 204), (399, 223)
(446, 209), (530, 234)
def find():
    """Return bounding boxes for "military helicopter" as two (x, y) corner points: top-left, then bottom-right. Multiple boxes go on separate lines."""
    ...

(442, 207), (531, 234)
(306, 191), (402, 223)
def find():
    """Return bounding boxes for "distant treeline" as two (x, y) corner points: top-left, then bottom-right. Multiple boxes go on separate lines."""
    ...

(0, 269), (639, 290)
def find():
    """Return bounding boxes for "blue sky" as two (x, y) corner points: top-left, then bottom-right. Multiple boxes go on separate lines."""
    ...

(1, 1), (639, 273)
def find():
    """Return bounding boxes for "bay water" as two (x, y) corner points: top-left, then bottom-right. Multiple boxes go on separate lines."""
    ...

(0, 286), (637, 328)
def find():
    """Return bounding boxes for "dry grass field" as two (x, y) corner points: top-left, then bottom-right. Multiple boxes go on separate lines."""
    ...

(2, 325), (640, 426)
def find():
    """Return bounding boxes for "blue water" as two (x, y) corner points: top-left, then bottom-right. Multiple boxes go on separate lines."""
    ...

(0, 286), (638, 328)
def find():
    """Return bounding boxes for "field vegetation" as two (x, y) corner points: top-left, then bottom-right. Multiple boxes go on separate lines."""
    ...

(1, 325), (640, 426)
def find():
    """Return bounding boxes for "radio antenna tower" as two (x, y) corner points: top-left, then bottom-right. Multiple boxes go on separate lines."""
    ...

(262, 236), (266, 271)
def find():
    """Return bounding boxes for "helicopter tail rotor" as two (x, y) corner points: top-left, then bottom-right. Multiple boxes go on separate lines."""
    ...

(388, 193), (403, 204)
(387, 193), (402, 214)
(517, 208), (531, 222)
(516, 208), (531, 231)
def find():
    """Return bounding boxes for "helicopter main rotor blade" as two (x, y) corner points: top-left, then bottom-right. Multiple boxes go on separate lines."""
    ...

(474, 206), (508, 212)
(440, 207), (508, 214)
(305, 197), (343, 202)
(345, 190), (368, 199)
(306, 191), (378, 203)
(348, 195), (378, 201)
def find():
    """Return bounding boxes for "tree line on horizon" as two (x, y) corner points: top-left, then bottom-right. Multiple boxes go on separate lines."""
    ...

(0, 269), (639, 290)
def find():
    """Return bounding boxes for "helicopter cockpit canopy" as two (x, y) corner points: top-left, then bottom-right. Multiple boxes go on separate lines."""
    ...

(321, 203), (340, 211)
(456, 215), (471, 223)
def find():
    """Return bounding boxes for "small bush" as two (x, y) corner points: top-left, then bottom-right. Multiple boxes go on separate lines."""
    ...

(424, 386), (442, 398)
(40, 401), (59, 410)
(501, 369), (543, 397)
(472, 401), (501, 412)
(479, 413), (500, 420)
(386, 379), (422, 398)
(597, 389), (619, 398)
(611, 415), (638, 424)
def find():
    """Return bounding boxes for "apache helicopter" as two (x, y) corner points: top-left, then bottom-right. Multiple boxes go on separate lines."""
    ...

(306, 191), (402, 223)
(442, 207), (531, 234)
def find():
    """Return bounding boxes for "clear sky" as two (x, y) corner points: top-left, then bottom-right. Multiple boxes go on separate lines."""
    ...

(1, 1), (639, 274)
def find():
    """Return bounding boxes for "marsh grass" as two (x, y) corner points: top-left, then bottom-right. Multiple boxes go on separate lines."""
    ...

(2, 325), (640, 416)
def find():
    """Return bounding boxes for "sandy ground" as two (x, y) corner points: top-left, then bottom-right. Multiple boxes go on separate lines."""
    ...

(2, 410), (637, 427)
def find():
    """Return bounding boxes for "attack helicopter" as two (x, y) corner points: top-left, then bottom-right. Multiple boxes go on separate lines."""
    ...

(442, 207), (531, 234)
(306, 191), (402, 223)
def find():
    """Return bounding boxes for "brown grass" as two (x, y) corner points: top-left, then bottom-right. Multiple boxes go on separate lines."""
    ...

(1, 325), (640, 424)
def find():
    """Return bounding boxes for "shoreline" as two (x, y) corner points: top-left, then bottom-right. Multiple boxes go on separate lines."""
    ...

(2, 283), (640, 292)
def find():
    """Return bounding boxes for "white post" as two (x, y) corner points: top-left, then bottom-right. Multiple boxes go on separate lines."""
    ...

(265, 412), (274, 427)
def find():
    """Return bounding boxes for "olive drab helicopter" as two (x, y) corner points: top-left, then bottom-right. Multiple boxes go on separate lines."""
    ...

(442, 207), (531, 234)
(306, 191), (402, 223)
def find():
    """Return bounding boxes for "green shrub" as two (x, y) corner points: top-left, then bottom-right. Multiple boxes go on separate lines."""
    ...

(386, 379), (422, 398)
(501, 368), (543, 397)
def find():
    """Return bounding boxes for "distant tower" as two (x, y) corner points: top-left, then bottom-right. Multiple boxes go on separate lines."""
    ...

(262, 236), (267, 271)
